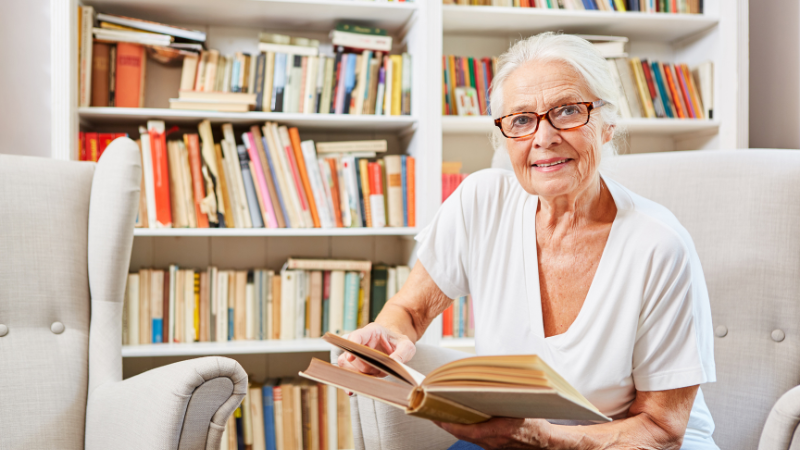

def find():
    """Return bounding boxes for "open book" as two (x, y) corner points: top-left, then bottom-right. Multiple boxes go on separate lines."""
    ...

(299, 333), (611, 425)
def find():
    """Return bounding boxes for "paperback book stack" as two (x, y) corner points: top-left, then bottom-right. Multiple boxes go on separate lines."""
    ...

(442, 295), (474, 339)
(220, 381), (353, 450)
(442, 0), (703, 13)
(84, 120), (416, 229)
(441, 161), (469, 203)
(122, 258), (411, 345)
(174, 26), (412, 115)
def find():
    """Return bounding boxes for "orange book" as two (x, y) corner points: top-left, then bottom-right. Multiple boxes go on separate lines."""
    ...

(148, 123), (173, 227)
(85, 132), (98, 162)
(662, 63), (686, 119)
(98, 133), (115, 161)
(78, 131), (85, 161)
(185, 134), (210, 228)
(288, 127), (321, 227)
(682, 64), (705, 119)
(407, 156), (416, 227)
(115, 43), (146, 108)
(327, 158), (344, 228)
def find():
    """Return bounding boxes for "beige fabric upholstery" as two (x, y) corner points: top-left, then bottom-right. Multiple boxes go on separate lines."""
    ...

(339, 150), (800, 450)
(0, 139), (247, 450)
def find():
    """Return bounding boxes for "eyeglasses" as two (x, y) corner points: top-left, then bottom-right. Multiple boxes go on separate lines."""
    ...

(494, 99), (608, 139)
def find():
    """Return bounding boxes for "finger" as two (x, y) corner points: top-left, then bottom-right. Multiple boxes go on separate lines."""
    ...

(389, 339), (416, 364)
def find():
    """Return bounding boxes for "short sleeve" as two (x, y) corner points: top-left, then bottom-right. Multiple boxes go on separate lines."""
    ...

(414, 183), (471, 300)
(632, 237), (716, 392)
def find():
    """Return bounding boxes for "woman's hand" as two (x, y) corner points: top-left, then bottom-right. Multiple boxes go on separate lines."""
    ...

(336, 322), (417, 377)
(434, 418), (552, 450)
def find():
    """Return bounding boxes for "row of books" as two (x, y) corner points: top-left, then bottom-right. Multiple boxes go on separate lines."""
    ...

(176, 29), (411, 116)
(610, 58), (712, 120)
(221, 381), (352, 450)
(442, 55), (497, 116)
(443, 0), (703, 13)
(83, 120), (417, 229)
(440, 169), (473, 339)
(122, 258), (410, 345)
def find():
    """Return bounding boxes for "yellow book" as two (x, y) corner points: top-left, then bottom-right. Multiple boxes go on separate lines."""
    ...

(359, 159), (373, 227)
(613, 0), (627, 11)
(390, 55), (403, 116)
(629, 58), (655, 119)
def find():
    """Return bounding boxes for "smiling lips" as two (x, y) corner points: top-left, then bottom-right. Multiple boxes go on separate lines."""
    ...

(532, 158), (572, 168)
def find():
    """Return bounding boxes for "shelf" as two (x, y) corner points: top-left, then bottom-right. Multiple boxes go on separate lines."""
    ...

(442, 6), (718, 42)
(79, 108), (417, 132)
(441, 116), (720, 136)
(122, 338), (333, 357)
(85, 0), (418, 34)
(133, 227), (421, 237)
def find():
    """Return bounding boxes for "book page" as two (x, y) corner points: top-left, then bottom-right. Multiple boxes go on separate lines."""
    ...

(299, 358), (411, 408)
(323, 332), (426, 386)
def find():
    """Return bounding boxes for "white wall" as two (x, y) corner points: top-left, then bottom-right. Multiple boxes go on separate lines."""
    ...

(749, 0), (800, 149)
(0, 0), (51, 158)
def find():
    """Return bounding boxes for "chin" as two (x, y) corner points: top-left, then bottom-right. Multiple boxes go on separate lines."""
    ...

(528, 174), (578, 198)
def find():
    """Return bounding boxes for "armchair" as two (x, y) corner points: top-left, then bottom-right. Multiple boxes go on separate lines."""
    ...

(0, 139), (247, 450)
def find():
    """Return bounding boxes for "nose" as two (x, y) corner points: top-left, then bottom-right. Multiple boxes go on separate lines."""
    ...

(532, 117), (562, 149)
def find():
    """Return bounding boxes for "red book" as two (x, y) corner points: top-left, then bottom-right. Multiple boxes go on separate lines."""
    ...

(639, 60), (660, 113)
(185, 134), (210, 228)
(473, 58), (486, 115)
(326, 158), (344, 228)
(368, 162), (383, 195)
(98, 133), (115, 161)
(115, 43), (146, 108)
(78, 132), (85, 161)
(407, 156), (415, 227)
(85, 132), (99, 162)
(674, 65), (697, 118)
(148, 124), (173, 227)
(662, 63), (686, 119)
(442, 304), (453, 337)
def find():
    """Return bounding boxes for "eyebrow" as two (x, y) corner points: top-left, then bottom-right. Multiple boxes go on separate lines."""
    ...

(508, 95), (581, 114)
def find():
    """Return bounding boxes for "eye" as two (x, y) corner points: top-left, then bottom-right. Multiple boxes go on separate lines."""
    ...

(511, 115), (532, 126)
(556, 105), (581, 117)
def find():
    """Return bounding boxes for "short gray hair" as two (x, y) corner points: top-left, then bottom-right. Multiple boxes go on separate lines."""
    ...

(489, 32), (625, 158)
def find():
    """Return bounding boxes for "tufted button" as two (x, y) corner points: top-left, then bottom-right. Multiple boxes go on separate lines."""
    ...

(714, 325), (728, 337)
(771, 329), (785, 343)
(0, 324), (7, 337)
(51, 322), (65, 335)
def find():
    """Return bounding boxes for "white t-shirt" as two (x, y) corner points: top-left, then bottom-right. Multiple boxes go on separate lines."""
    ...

(415, 169), (718, 446)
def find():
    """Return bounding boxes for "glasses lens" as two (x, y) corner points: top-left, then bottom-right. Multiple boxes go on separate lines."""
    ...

(549, 104), (590, 129)
(501, 113), (538, 138)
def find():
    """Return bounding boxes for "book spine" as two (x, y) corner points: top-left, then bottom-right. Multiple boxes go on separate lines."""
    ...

(368, 162), (386, 228)
(401, 156), (408, 227)
(148, 123), (173, 228)
(357, 159), (371, 227)
(254, 52), (266, 111)
(264, 386), (278, 450)
(342, 272), (360, 332)
(289, 127), (321, 228)
(186, 134), (210, 228)
(79, 6), (94, 107)
(651, 61), (675, 118)
(260, 135), (291, 227)
(245, 132), (279, 228)
(322, 159), (344, 227)
(236, 145), (265, 228)
(90, 42), (111, 107)
(301, 141), (334, 228)
(115, 43), (144, 108)
(383, 156), (403, 227)
(278, 126), (313, 227)
(251, 126), (287, 228)
(341, 157), (363, 227)
(407, 156), (416, 227)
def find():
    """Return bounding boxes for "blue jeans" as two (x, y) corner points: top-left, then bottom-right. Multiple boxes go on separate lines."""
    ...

(448, 441), (484, 450)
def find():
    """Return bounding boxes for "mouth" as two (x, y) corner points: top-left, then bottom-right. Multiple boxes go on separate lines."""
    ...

(532, 158), (572, 168)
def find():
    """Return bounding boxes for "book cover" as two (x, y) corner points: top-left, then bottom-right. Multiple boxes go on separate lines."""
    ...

(277, 126), (313, 227)
(272, 386), (285, 450)
(263, 384), (278, 450)
(115, 42), (145, 108)
(321, 159), (343, 227)
(236, 144), (265, 228)
(263, 124), (300, 227)
(91, 42), (111, 107)
(368, 162), (386, 228)
(185, 134), (210, 228)
(357, 159), (371, 227)
(407, 156), (416, 227)
(370, 264), (389, 322)
(147, 121), (173, 227)
(289, 127), (321, 228)
(301, 141), (334, 228)
(244, 132), (279, 228)
(648, 61), (674, 118)
(661, 62), (685, 118)
(342, 272), (360, 332)
(251, 126), (286, 228)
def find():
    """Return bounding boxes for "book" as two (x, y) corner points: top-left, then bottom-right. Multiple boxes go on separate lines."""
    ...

(178, 91), (257, 104)
(115, 42), (146, 108)
(79, 6), (95, 108)
(315, 140), (387, 153)
(90, 42), (111, 107)
(301, 333), (611, 424)
(331, 30), (392, 52)
(169, 99), (251, 112)
(96, 13), (206, 41)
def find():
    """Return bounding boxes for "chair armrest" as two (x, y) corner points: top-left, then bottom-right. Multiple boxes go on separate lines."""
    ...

(331, 343), (472, 450)
(85, 356), (247, 450)
(759, 385), (800, 450)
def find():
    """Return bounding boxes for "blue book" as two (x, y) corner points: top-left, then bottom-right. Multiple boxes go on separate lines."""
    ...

(354, 159), (367, 227)
(237, 145), (265, 228)
(234, 406), (245, 450)
(650, 62), (675, 118)
(361, 51), (373, 107)
(260, 136), (291, 226)
(272, 53), (287, 112)
(152, 318), (163, 343)
(401, 156), (408, 227)
(231, 59), (240, 93)
(581, 0), (596, 9)
(343, 54), (358, 114)
(343, 272), (360, 332)
(263, 385), (277, 450)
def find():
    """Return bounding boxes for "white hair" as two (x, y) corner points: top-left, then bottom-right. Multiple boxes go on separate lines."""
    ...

(489, 32), (626, 160)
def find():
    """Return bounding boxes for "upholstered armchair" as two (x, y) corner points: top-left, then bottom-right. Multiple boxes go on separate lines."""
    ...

(334, 150), (800, 450)
(0, 139), (248, 450)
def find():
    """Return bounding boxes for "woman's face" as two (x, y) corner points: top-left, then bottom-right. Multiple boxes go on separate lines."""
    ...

(502, 59), (613, 199)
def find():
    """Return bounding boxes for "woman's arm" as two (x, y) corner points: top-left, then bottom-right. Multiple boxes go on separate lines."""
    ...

(436, 385), (698, 450)
(338, 261), (453, 374)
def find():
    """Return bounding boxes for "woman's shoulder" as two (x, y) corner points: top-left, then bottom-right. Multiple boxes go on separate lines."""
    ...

(456, 168), (525, 202)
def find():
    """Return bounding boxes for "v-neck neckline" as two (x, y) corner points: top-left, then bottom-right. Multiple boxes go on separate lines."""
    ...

(522, 176), (622, 344)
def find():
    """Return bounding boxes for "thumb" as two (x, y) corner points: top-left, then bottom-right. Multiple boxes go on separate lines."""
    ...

(389, 338), (416, 364)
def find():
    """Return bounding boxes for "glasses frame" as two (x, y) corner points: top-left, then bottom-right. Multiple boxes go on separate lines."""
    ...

(494, 99), (608, 139)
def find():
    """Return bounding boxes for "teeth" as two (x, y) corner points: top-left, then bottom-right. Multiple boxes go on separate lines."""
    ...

(535, 159), (567, 167)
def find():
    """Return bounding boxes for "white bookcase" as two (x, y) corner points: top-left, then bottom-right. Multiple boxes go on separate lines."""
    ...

(50, 0), (747, 375)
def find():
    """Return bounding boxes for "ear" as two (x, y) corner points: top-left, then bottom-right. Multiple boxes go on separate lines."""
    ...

(602, 123), (615, 145)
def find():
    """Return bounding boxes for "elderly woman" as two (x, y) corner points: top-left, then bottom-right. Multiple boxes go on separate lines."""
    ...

(339, 32), (716, 449)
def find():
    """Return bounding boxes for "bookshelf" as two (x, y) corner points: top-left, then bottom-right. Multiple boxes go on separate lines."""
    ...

(51, 0), (747, 367)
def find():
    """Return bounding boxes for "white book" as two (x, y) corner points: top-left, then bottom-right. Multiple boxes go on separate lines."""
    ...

(605, 59), (632, 119)
(301, 141), (335, 228)
(258, 42), (319, 56)
(295, 271), (307, 339)
(224, 140), (252, 228)
(209, 266), (217, 342)
(370, 195), (386, 228)
(396, 265), (410, 291)
(386, 267), (398, 300)
(264, 123), (304, 227)
(218, 142), (243, 228)
(330, 30), (392, 52)
(278, 125), (314, 228)
(185, 269), (196, 343)
(341, 156), (363, 227)
(335, 157), (352, 227)
(79, 6), (95, 107)
(280, 270), (296, 340)
(328, 270), (346, 335)
(263, 270), (274, 340)
(246, 278), (255, 340)
(384, 155), (403, 227)
(303, 56), (318, 114)
(138, 127), (157, 230)
(126, 273), (140, 346)
(217, 270), (229, 342)
(318, 159), (339, 227)
(93, 28), (173, 46)
(327, 385), (338, 450)
(352, 51), (372, 116)
(222, 56), (233, 93)
(383, 56), (393, 116)
(315, 55), (326, 113)
(320, 57), (335, 115)
(180, 53), (199, 92)
(203, 50), (220, 93)
(168, 264), (178, 343)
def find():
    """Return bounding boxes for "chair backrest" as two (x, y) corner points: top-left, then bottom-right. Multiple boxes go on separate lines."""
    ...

(607, 149), (800, 449)
(0, 139), (141, 449)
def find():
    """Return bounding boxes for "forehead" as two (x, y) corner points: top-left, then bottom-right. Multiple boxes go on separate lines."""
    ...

(503, 59), (592, 112)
